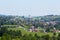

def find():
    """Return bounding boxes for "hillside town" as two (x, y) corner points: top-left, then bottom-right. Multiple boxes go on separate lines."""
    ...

(0, 15), (60, 33)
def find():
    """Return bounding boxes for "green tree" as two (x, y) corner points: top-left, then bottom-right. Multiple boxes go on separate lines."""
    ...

(15, 36), (19, 40)
(0, 27), (8, 36)
(1, 33), (11, 40)
(1, 35), (6, 40)
(52, 32), (57, 40)
(57, 33), (60, 40)
(43, 34), (50, 40)
(34, 33), (40, 40)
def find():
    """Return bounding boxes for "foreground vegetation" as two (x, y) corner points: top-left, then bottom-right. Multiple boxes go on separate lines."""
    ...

(0, 27), (60, 40)
(8, 28), (54, 37)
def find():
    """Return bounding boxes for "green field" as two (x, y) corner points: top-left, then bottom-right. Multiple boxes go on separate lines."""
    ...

(1, 25), (59, 40)
(2, 25), (58, 37)
(8, 28), (55, 37)
(0, 37), (1, 40)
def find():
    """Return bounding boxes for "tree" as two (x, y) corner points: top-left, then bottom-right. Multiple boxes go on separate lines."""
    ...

(52, 32), (57, 40)
(43, 34), (50, 40)
(15, 36), (19, 40)
(45, 28), (50, 32)
(1, 35), (6, 40)
(0, 27), (8, 36)
(15, 30), (22, 37)
(1, 33), (11, 40)
(34, 33), (39, 40)
(57, 33), (60, 40)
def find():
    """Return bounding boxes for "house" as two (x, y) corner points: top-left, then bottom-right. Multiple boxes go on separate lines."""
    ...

(28, 26), (39, 32)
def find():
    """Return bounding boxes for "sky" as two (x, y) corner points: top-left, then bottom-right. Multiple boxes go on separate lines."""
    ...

(0, 0), (60, 16)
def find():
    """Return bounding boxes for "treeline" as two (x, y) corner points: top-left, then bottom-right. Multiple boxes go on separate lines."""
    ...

(0, 15), (18, 25)
(0, 15), (60, 29)
(0, 27), (60, 40)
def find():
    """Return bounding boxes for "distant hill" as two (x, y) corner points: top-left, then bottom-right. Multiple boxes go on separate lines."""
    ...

(0, 14), (60, 29)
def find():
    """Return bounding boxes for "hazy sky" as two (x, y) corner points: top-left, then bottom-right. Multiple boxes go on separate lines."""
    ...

(0, 0), (60, 16)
